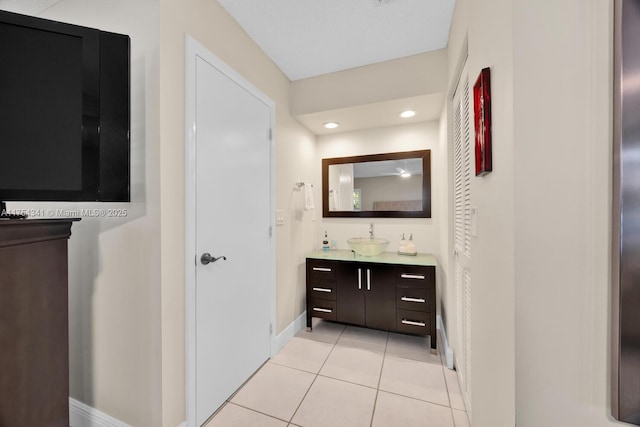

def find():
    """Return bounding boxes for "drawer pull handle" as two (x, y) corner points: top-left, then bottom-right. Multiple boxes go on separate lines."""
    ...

(313, 267), (332, 272)
(401, 296), (426, 303)
(401, 274), (425, 280)
(313, 287), (332, 293)
(313, 307), (333, 313)
(401, 319), (426, 327)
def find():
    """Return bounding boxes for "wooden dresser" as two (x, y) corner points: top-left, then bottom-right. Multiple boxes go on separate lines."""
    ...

(0, 219), (77, 427)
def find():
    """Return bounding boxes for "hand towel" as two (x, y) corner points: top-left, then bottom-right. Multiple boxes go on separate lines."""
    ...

(304, 183), (315, 210)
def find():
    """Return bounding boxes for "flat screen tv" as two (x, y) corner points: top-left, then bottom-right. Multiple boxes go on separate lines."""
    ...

(0, 10), (130, 216)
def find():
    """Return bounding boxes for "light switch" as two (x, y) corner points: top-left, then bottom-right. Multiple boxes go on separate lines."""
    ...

(276, 209), (285, 226)
(470, 207), (478, 237)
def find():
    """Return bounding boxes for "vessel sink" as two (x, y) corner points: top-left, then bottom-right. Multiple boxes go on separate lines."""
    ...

(347, 237), (390, 256)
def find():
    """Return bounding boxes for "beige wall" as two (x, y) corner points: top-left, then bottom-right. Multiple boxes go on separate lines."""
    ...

(354, 175), (423, 211)
(445, 0), (516, 424)
(512, 1), (619, 426)
(3, 0), (163, 425)
(291, 50), (448, 115)
(158, 1), (317, 425)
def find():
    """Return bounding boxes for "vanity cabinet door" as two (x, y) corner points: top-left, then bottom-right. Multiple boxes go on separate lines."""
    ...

(336, 262), (365, 325)
(364, 263), (396, 331)
(336, 262), (396, 331)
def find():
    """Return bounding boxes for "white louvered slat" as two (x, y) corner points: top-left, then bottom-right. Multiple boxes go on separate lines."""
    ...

(463, 269), (472, 399)
(452, 59), (472, 416)
(462, 76), (472, 258)
(453, 80), (464, 252)
(455, 261), (464, 373)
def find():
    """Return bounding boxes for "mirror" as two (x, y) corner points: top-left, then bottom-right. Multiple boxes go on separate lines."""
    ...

(322, 150), (431, 218)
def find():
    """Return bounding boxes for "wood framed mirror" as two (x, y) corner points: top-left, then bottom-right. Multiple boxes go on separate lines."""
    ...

(322, 149), (431, 218)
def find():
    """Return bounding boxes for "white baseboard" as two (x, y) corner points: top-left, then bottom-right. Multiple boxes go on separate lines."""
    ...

(437, 315), (454, 370)
(69, 398), (130, 427)
(272, 311), (307, 355)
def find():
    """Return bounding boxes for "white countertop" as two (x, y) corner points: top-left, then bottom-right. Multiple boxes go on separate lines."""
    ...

(306, 249), (437, 266)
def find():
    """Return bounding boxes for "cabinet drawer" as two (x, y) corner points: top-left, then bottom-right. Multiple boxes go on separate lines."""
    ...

(396, 309), (431, 335)
(396, 287), (429, 312)
(396, 265), (435, 288)
(309, 284), (336, 301)
(309, 298), (337, 321)
(307, 259), (337, 281)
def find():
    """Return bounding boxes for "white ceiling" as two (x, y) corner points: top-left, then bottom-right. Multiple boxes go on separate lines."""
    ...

(0, 0), (60, 15)
(354, 158), (423, 178)
(216, 0), (455, 81)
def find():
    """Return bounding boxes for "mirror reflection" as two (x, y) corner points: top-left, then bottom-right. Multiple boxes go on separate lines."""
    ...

(328, 159), (423, 212)
(322, 150), (431, 218)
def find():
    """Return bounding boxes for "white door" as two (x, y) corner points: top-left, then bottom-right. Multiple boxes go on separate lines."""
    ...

(192, 51), (273, 426)
(451, 59), (472, 415)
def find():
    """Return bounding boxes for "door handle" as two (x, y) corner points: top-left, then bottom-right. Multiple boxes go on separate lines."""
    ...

(358, 268), (362, 290)
(367, 269), (371, 291)
(200, 253), (227, 265)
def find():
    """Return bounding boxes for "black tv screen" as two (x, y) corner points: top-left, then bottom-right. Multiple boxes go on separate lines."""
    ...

(0, 10), (130, 202)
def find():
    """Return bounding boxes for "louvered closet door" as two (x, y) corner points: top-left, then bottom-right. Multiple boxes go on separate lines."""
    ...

(452, 59), (472, 415)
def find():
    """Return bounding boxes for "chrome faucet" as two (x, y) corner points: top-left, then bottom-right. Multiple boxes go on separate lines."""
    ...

(369, 223), (374, 239)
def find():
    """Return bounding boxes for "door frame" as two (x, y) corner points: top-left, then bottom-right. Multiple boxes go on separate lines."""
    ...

(184, 35), (276, 427)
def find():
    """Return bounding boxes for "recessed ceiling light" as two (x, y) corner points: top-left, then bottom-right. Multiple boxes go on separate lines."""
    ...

(401, 172), (412, 178)
(324, 122), (340, 129)
(399, 110), (416, 118)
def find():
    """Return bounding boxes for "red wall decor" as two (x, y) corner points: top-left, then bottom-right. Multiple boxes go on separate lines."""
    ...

(473, 67), (492, 176)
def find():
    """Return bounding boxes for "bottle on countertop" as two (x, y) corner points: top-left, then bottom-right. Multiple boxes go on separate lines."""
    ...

(322, 231), (330, 251)
(406, 233), (417, 255)
(399, 233), (407, 254)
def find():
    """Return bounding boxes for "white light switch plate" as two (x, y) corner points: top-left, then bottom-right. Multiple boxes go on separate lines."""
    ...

(276, 209), (285, 226)
(470, 207), (478, 237)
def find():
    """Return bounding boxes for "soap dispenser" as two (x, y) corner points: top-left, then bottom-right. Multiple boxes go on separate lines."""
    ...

(322, 231), (330, 251)
(406, 233), (417, 255)
(398, 233), (407, 254)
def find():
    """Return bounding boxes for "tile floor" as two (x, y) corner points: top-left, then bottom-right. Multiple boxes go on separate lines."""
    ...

(205, 319), (470, 427)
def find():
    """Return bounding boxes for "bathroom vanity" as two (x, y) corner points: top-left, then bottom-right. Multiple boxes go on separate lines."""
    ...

(306, 250), (437, 350)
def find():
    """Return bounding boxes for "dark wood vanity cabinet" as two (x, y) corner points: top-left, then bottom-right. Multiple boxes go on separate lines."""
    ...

(306, 254), (437, 350)
(306, 259), (339, 324)
(395, 265), (436, 341)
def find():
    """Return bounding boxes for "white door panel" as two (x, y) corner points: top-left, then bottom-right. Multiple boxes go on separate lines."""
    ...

(194, 56), (271, 426)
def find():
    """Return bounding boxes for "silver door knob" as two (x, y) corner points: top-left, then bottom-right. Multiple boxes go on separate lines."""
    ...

(201, 253), (227, 265)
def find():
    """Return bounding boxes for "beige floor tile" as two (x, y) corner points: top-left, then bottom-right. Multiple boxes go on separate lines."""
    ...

(291, 376), (377, 427)
(379, 355), (449, 406)
(319, 345), (384, 388)
(205, 403), (288, 427)
(444, 368), (466, 410)
(336, 325), (388, 353)
(295, 318), (345, 345)
(372, 391), (454, 427)
(386, 332), (441, 364)
(270, 337), (333, 373)
(452, 409), (471, 427)
(231, 363), (315, 421)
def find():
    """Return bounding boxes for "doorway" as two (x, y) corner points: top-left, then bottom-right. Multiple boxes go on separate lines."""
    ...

(185, 35), (276, 427)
